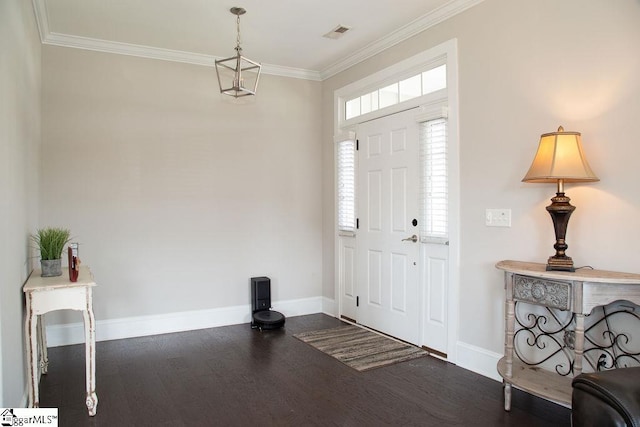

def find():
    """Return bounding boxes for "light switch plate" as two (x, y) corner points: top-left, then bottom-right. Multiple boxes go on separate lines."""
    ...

(486, 209), (511, 227)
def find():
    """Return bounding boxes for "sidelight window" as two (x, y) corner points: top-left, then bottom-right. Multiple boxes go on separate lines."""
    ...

(420, 118), (448, 242)
(337, 139), (356, 233)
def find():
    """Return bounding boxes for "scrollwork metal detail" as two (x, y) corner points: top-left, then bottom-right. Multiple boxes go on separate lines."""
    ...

(583, 304), (640, 371)
(514, 301), (640, 376)
(514, 301), (575, 376)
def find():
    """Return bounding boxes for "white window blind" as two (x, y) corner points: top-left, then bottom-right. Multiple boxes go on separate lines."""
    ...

(420, 118), (448, 242)
(337, 139), (356, 232)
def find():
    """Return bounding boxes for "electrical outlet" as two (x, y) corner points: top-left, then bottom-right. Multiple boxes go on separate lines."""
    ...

(486, 209), (512, 227)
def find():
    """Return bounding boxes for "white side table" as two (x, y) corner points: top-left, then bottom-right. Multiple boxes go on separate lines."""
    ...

(23, 266), (98, 416)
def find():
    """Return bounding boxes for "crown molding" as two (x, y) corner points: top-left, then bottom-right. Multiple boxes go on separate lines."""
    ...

(32, 0), (481, 82)
(31, 0), (49, 42)
(39, 32), (323, 81)
(32, 0), (322, 81)
(44, 31), (216, 65)
(319, 0), (483, 80)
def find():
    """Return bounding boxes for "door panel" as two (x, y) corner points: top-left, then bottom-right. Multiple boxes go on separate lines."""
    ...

(391, 252), (408, 312)
(391, 167), (407, 231)
(368, 250), (382, 305)
(422, 242), (449, 352)
(368, 170), (382, 231)
(356, 109), (420, 345)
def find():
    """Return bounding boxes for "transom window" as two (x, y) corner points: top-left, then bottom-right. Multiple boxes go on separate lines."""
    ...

(345, 64), (446, 120)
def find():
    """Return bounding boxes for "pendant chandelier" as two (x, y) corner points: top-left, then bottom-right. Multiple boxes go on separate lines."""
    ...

(215, 7), (261, 98)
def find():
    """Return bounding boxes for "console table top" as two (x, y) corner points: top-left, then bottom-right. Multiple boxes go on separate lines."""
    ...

(23, 266), (96, 292)
(496, 260), (640, 284)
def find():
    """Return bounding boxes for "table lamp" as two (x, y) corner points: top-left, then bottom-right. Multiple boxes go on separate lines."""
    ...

(522, 126), (599, 272)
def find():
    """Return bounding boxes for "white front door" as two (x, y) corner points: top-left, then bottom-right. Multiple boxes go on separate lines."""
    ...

(356, 109), (420, 345)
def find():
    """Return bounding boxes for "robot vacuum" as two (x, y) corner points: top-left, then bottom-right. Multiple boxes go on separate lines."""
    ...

(250, 276), (285, 330)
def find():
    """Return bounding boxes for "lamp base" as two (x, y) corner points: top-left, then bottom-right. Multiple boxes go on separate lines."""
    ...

(545, 191), (576, 273)
(546, 255), (575, 272)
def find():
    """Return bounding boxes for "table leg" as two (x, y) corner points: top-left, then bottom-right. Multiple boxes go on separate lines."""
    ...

(37, 315), (49, 374)
(503, 272), (515, 411)
(83, 300), (98, 416)
(574, 313), (585, 376)
(25, 296), (39, 408)
(504, 382), (512, 411)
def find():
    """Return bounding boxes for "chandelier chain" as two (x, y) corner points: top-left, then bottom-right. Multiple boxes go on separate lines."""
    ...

(235, 14), (242, 52)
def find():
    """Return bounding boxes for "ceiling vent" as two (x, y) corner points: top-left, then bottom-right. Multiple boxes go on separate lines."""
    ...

(323, 25), (352, 40)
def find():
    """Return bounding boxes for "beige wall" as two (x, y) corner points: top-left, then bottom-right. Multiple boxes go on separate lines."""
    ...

(0, 0), (41, 406)
(322, 0), (640, 366)
(3, 0), (640, 403)
(41, 46), (323, 323)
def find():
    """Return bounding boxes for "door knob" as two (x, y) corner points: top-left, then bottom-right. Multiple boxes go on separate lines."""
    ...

(402, 234), (418, 243)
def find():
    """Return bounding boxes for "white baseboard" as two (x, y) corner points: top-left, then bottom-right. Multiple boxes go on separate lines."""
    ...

(45, 296), (324, 347)
(317, 297), (502, 383)
(276, 296), (325, 318)
(321, 297), (337, 317)
(20, 389), (28, 408)
(455, 341), (502, 382)
(301, 298), (504, 383)
(48, 296), (503, 383)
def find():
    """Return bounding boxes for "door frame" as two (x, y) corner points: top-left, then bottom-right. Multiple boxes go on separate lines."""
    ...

(333, 39), (460, 363)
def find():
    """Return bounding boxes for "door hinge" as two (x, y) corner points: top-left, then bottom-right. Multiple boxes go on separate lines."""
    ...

(356, 296), (359, 307)
(356, 218), (359, 229)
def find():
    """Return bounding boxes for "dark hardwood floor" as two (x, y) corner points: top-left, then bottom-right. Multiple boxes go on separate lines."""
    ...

(39, 314), (570, 426)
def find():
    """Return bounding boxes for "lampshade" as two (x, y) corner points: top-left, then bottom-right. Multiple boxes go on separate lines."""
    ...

(522, 126), (599, 183)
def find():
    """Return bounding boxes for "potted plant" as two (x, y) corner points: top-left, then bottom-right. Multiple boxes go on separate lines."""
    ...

(32, 227), (72, 277)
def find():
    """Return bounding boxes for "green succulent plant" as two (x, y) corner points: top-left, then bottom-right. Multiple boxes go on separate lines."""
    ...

(32, 227), (72, 260)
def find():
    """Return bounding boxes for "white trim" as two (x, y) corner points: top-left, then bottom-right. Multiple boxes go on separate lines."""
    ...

(31, 0), (321, 81)
(39, 31), (323, 81)
(415, 105), (449, 123)
(20, 390), (28, 409)
(44, 296), (323, 347)
(455, 341), (503, 382)
(319, 0), (484, 79)
(443, 42), (461, 363)
(31, 0), (483, 81)
(333, 130), (356, 144)
(31, 0), (49, 43)
(421, 236), (449, 245)
(44, 31), (214, 65)
(334, 128), (356, 322)
(321, 297), (338, 317)
(334, 39), (461, 364)
(334, 40), (455, 133)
